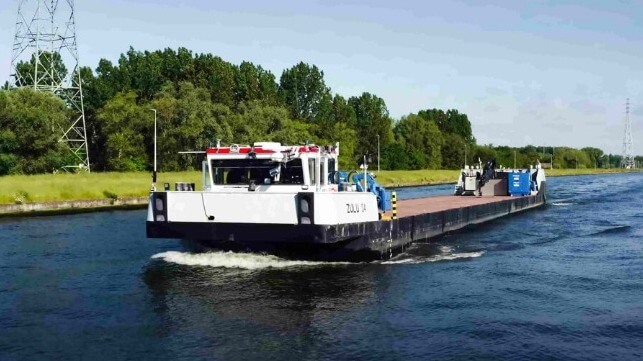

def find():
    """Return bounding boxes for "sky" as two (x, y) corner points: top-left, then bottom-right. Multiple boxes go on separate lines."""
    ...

(1, 0), (642, 154)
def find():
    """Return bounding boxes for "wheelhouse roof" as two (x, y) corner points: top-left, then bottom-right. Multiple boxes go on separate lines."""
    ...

(205, 144), (328, 155)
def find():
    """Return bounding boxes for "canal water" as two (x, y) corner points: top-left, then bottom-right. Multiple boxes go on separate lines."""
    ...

(1, 173), (642, 360)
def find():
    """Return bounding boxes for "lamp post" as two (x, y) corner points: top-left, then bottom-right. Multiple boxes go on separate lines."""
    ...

(376, 134), (380, 173)
(514, 150), (517, 169)
(150, 108), (157, 190)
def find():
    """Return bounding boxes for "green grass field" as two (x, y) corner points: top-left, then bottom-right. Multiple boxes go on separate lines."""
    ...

(374, 170), (459, 187)
(0, 171), (201, 205)
(0, 168), (639, 205)
(545, 168), (636, 177)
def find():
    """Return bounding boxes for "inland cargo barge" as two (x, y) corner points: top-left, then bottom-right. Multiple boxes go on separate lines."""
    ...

(146, 142), (546, 261)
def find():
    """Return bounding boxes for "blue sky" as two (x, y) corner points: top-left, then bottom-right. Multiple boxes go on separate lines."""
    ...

(1, 0), (642, 154)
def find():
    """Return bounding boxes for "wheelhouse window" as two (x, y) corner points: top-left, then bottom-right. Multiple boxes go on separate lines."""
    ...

(211, 158), (303, 185)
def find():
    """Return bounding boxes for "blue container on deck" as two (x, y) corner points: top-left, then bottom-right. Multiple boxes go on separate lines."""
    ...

(507, 172), (531, 196)
(379, 190), (392, 211)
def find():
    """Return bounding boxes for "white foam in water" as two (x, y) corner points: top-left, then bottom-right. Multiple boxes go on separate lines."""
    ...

(439, 245), (454, 253)
(552, 202), (572, 206)
(430, 251), (485, 262)
(382, 251), (485, 265)
(152, 248), (485, 269)
(151, 251), (351, 270)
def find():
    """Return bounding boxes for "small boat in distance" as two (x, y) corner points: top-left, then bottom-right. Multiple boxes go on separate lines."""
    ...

(146, 142), (546, 261)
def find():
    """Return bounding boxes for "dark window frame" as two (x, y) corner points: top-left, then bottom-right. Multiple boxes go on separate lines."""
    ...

(211, 158), (304, 185)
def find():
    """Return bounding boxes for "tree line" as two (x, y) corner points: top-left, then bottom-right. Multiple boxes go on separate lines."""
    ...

(0, 47), (637, 175)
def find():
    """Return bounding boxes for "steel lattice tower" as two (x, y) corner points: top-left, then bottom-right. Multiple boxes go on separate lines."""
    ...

(621, 98), (635, 169)
(10, 0), (90, 171)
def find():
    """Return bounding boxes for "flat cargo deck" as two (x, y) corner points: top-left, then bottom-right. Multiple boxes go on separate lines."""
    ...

(322, 183), (547, 260)
(396, 195), (515, 218)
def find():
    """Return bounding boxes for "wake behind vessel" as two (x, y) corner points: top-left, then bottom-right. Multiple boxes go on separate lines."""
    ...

(146, 142), (546, 260)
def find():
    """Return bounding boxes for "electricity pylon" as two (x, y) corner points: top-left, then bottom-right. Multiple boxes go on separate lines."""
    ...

(10, 0), (90, 171)
(621, 98), (635, 169)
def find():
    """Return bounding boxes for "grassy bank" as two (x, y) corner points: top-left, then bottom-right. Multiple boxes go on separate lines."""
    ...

(374, 170), (459, 187)
(373, 168), (642, 187)
(0, 172), (201, 205)
(0, 168), (640, 205)
(544, 168), (638, 177)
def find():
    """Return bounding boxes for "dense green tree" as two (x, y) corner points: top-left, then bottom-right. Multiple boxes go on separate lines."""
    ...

(325, 122), (358, 168)
(87, 59), (128, 111)
(86, 48), (280, 110)
(159, 47), (195, 85)
(471, 145), (498, 167)
(312, 94), (356, 142)
(380, 142), (412, 170)
(492, 145), (514, 168)
(418, 108), (474, 144)
(348, 92), (393, 164)
(605, 154), (621, 168)
(228, 101), (294, 144)
(96, 91), (149, 171)
(193, 53), (237, 107)
(77, 66), (98, 111)
(634, 156), (643, 168)
(279, 62), (332, 122)
(14, 51), (68, 88)
(76, 65), (110, 170)
(554, 147), (591, 169)
(117, 48), (165, 101)
(581, 147), (604, 168)
(152, 82), (234, 171)
(519, 145), (540, 166)
(2, 46), (630, 174)
(331, 94), (356, 124)
(271, 119), (315, 146)
(235, 61), (279, 105)
(0, 88), (73, 174)
(441, 133), (467, 169)
(417, 108), (475, 167)
(393, 114), (443, 169)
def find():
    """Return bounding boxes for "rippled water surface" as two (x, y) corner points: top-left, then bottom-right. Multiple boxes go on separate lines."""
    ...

(1, 173), (642, 360)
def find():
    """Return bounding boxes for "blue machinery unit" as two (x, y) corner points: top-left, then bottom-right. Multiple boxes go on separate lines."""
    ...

(328, 170), (392, 212)
(507, 171), (531, 196)
(333, 171), (392, 211)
